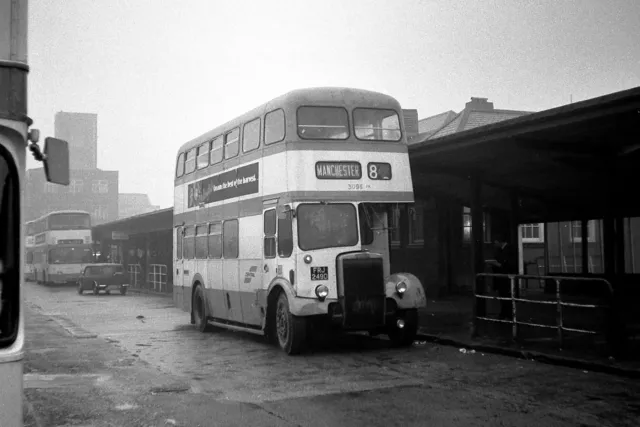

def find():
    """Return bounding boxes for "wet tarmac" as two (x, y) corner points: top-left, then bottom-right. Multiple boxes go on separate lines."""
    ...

(22, 281), (640, 426)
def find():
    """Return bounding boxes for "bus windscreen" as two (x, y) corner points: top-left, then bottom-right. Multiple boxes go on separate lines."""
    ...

(49, 213), (91, 230)
(297, 107), (349, 140)
(49, 247), (93, 264)
(297, 203), (358, 250)
(353, 108), (402, 142)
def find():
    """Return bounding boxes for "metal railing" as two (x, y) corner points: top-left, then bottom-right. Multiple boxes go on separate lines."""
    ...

(147, 264), (168, 292)
(474, 273), (613, 349)
(127, 264), (141, 288)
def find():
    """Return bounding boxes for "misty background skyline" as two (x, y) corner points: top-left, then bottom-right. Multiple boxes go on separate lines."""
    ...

(27, 0), (640, 209)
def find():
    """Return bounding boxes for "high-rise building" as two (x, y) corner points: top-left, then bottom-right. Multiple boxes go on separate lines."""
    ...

(54, 112), (98, 170)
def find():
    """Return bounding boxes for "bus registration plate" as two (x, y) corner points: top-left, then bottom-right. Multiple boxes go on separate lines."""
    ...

(310, 267), (328, 280)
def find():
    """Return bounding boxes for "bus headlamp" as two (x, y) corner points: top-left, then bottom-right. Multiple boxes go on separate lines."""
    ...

(396, 281), (407, 295)
(303, 254), (313, 264)
(315, 284), (329, 300)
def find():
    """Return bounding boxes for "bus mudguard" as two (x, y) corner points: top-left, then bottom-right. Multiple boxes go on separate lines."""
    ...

(384, 272), (427, 309)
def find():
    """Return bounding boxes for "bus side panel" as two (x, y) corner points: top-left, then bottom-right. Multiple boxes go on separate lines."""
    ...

(238, 215), (263, 326)
(206, 260), (226, 320)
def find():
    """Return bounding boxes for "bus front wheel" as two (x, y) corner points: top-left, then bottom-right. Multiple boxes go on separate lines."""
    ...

(275, 292), (306, 355)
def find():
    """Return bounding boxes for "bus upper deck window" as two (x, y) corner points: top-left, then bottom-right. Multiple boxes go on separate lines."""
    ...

(297, 106), (349, 140)
(185, 148), (196, 174)
(225, 128), (239, 159)
(353, 108), (402, 142)
(196, 142), (209, 169)
(210, 136), (223, 165)
(265, 109), (285, 145)
(176, 152), (185, 177)
(242, 118), (261, 153)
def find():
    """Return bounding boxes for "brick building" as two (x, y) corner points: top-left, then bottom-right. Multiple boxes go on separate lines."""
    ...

(391, 97), (533, 297)
(25, 167), (119, 225)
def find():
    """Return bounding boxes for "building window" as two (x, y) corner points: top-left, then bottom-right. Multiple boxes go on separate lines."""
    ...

(44, 182), (59, 193)
(408, 202), (424, 245)
(69, 179), (84, 193)
(92, 205), (109, 222)
(92, 180), (108, 193)
(570, 220), (596, 243)
(521, 223), (544, 243)
(462, 207), (490, 244)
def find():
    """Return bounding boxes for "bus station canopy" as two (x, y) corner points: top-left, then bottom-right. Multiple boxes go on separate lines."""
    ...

(408, 86), (640, 223)
(92, 207), (173, 242)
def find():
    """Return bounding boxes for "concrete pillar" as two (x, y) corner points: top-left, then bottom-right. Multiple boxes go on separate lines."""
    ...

(470, 177), (485, 336)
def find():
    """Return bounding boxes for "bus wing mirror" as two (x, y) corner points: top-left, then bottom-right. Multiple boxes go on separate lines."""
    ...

(43, 137), (70, 185)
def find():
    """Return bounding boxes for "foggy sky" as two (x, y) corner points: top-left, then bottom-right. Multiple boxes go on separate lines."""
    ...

(27, 0), (640, 209)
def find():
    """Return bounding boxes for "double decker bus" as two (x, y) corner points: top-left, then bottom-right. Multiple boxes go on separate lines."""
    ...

(24, 220), (35, 281)
(2, 1), (70, 423)
(173, 87), (427, 354)
(28, 210), (93, 285)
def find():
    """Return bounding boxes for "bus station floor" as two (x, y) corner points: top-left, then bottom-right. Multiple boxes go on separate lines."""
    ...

(125, 285), (640, 377)
(22, 281), (640, 427)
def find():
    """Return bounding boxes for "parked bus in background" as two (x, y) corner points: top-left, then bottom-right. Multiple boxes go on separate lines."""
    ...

(24, 219), (35, 281)
(173, 87), (427, 355)
(1, 2), (70, 424)
(28, 210), (93, 285)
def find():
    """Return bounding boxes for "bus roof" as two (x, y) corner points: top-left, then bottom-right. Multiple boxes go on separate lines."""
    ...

(28, 210), (91, 223)
(177, 87), (402, 154)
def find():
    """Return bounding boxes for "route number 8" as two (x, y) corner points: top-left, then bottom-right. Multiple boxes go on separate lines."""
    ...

(368, 164), (378, 179)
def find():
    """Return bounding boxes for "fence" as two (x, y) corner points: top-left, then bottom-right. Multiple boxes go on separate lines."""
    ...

(147, 264), (168, 293)
(474, 273), (613, 350)
(126, 263), (170, 293)
(127, 264), (141, 288)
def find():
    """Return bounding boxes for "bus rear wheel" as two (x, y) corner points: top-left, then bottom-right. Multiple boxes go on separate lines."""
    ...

(275, 292), (306, 355)
(192, 285), (211, 333)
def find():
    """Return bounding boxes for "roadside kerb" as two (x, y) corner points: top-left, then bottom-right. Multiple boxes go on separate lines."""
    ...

(417, 329), (640, 379)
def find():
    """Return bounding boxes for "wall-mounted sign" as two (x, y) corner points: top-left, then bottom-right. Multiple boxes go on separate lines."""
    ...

(112, 231), (129, 240)
(315, 161), (362, 180)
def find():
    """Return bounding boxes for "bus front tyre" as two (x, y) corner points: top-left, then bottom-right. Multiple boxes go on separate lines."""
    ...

(387, 309), (418, 347)
(192, 285), (212, 333)
(275, 292), (306, 355)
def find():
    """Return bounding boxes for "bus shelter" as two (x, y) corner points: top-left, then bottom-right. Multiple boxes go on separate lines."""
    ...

(408, 86), (640, 358)
(92, 208), (174, 293)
